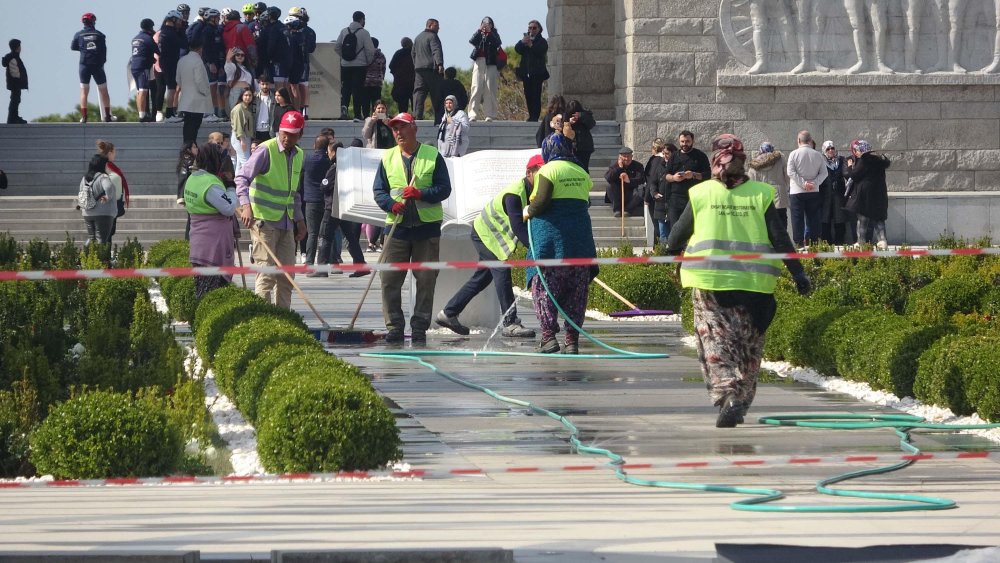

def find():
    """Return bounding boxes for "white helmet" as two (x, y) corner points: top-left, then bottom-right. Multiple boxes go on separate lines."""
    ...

(205, 8), (221, 19)
(220, 7), (234, 18)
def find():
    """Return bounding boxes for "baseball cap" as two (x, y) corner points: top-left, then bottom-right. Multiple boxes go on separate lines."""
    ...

(526, 154), (544, 170)
(388, 113), (416, 127)
(278, 111), (304, 134)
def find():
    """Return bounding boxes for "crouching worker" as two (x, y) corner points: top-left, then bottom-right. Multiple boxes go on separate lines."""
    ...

(666, 134), (811, 428)
(436, 155), (543, 338)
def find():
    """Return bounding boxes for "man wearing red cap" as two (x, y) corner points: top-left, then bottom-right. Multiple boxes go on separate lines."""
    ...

(236, 109), (307, 309)
(372, 112), (452, 344)
(71, 13), (112, 123)
(436, 155), (541, 338)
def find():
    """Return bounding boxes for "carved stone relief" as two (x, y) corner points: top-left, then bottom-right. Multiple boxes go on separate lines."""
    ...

(720, 0), (1000, 75)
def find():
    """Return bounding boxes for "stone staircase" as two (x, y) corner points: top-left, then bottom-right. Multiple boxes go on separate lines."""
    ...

(0, 121), (646, 249)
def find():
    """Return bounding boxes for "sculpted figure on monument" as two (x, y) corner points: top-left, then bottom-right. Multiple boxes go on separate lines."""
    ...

(903, 0), (967, 74)
(984, 0), (1000, 73)
(844, 0), (893, 74)
(746, 0), (796, 74)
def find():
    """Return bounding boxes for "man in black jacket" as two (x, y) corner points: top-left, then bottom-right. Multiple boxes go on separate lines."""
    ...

(412, 19), (444, 124)
(664, 130), (711, 227)
(3, 39), (27, 124)
(604, 147), (646, 217)
(514, 20), (548, 122)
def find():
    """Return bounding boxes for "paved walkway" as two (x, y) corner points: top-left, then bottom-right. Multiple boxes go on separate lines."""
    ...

(1, 257), (999, 561)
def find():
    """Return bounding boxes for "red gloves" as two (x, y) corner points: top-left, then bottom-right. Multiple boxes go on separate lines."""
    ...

(402, 185), (421, 200)
(391, 202), (405, 215)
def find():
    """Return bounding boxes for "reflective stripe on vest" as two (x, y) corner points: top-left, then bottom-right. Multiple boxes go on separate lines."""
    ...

(249, 138), (302, 222)
(680, 179), (783, 294)
(474, 178), (528, 260)
(532, 160), (591, 202)
(183, 170), (226, 215)
(383, 144), (443, 225)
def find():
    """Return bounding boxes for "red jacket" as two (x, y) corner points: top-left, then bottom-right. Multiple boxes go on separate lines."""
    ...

(223, 20), (256, 65)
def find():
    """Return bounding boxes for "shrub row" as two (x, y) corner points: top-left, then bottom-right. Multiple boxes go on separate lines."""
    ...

(146, 240), (198, 323)
(193, 289), (401, 472)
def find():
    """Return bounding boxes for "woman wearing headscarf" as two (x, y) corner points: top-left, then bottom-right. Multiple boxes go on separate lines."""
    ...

(844, 139), (891, 250)
(523, 124), (596, 355)
(437, 94), (470, 157)
(747, 142), (790, 231)
(666, 134), (811, 427)
(78, 154), (117, 245)
(467, 16), (502, 122)
(184, 142), (239, 299)
(819, 141), (851, 245)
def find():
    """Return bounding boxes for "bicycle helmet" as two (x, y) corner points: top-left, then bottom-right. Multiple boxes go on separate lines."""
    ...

(253, 2), (267, 14)
(197, 7), (208, 17)
(177, 3), (191, 14)
(283, 15), (302, 28)
(166, 10), (183, 20)
(288, 6), (303, 17)
(220, 7), (233, 18)
(205, 8), (221, 20)
(81, 12), (97, 24)
(241, 3), (254, 14)
(266, 6), (281, 20)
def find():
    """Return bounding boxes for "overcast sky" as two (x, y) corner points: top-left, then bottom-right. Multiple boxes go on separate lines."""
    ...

(1, 0), (548, 120)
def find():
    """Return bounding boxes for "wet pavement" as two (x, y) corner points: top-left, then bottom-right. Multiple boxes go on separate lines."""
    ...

(1, 256), (998, 561)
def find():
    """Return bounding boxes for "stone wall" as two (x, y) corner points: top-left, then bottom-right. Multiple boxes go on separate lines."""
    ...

(549, 0), (1000, 242)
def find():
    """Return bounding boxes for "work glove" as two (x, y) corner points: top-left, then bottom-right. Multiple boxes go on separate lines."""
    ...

(391, 202), (405, 215)
(402, 186), (421, 200)
(793, 272), (812, 296)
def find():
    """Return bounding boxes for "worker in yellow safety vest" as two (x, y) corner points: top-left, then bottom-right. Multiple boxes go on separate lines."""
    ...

(372, 112), (453, 345)
(435, 154), (544, 338)
(666, 133), (811, 428)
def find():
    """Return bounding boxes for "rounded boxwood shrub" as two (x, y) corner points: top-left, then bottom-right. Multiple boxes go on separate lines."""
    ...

(905, 274), (990, 325)
(587, 264), (681, 315)
(30, 390), (183, 479)
(785, 304), (854, 376)
(236, 342), (326, 423)
(87, 277), (149, 327)
(145, 239), (190, 268)
(212, 316), (315, 396)
(762, 292), (808, 362)
(193, 285), (259, 332)
(914, 335), (973, 416)
(193, 288), (305, 365)
(825, 309), (904, 387)
(956, 336), (1000, 422)
(256, 376), (400, 472)
(162, 276), (198, 323)
(844, 258), (912, 313)
(255, 353), (369, 421)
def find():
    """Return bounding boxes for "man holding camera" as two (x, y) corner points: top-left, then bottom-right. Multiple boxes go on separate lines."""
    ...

(664, 130), (711, 228)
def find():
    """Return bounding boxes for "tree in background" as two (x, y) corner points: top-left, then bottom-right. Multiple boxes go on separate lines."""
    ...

(35, 98), (140, 123)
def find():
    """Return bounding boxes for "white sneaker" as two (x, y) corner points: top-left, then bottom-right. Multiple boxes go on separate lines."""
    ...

(176, 198), (185, 206)
(484, 117), (493, 122)
(156, 111), (164, 122)
(876, 241), (888, 251)
(203, 114), (221, 123)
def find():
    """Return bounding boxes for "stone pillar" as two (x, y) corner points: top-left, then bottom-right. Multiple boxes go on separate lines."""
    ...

(547, 0), (616, 119)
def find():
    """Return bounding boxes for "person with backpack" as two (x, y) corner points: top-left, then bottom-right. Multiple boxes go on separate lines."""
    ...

(334, 11), (375, 121)
(78, 153), (118, 244)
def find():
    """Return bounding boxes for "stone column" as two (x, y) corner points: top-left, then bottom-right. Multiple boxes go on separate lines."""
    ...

(547, 0), (616, 119)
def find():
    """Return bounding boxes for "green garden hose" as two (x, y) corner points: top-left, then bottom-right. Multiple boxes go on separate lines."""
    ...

(362, 221), (1000, 512)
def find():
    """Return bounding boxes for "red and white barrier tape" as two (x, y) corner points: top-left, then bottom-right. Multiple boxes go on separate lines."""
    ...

(1, 247), (997, 282)
(2, 450), (995, 489)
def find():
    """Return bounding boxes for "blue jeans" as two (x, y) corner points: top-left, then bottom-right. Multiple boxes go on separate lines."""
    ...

(789, 192), (823, 247)
(656, 219), (670, 242)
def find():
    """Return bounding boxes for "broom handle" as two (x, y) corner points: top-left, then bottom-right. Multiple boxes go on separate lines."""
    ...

(256, 233), (329, 327)
(593, 276), (639, 311)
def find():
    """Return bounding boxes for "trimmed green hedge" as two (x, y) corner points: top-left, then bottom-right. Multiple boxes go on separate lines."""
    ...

(235, 343), (326, 424)
(30, 390), (183, 479)
(256, 375), (400, 472)
(587, 264), (681, 314)
(192, 287), (304, 366)
(211, 315), (315, 397)
(146, 240), (191, 268)
(904, 274), (990, 325)
(915, 335), (1000, 421)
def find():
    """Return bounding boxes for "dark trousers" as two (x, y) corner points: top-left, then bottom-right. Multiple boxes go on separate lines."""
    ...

(152, 75), (166, 115)
(413, 68), (442, 124)
(340, 66), (366, 119)
(319, 216), (366, 264)
(83, 215), (114, 244)
(608, 183), (638, 214)
(443, 235), (519, 326)
(522, 77), (544, 122)
(380, 236), (440, 332)
(182, 112), (203, 145)
(304, 202), (325, 264)
(577, 150), (593, 174)
(667, 202), (687, 230)
(789, 191), (823, 247)
(7, 88), (21, 122)
(392, 91), (410, 114)
(362, 85), (381, 116)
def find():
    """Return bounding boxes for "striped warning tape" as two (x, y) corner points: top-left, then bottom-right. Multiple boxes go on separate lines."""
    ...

(0, 247), (997, 282)
(2, 450), (995, 488)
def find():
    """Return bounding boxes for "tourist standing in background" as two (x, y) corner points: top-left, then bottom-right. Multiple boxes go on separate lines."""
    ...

(255, 79), (275, 141)
(130, 19), (159, 123)
(230, 88), (254, 172)
(97, 140), (128, 245)
(177, 37), (213, 145)
(224, 47), (254, 111)
(270, 87), (295, 140)
(302, 134), (331, 272)
(786, 130), (828, 248)
(158, 10), (187, 123)
(467, 17), (501, 122)
(335, 11), (375, 121)
(515, 20), (548, 123)
(604, 146), (645, 218)
(362, 99), (396, 149)
(439, 67), (468, 111)
(844, 139), (891, 250)
(643, 138), (671, 243)
(3, 39), (27, 124)
(747, 142), (790, 232)
(78, 154), (117, 244)
(412, 19), (444, 124)
(664, 130), (711, 230)
(72, 13), (112, 123)
(535, 95), (566, 147)
(389, 37), (414, 114)
(363, 38), (386, 117)
(566, 99), (596, 172)
(819, 140), (851, 245)
(437, 95), (470, 157)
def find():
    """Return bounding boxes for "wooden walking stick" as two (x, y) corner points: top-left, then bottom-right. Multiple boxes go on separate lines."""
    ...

(255, 235), (329, 328)
(620, 177), (626, 237)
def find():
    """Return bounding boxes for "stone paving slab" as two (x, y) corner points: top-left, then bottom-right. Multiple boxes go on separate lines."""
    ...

(1, 260), (998, 561)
